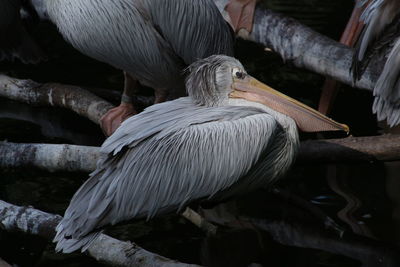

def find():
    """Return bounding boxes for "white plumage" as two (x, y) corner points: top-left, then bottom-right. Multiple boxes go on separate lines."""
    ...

(54, 56), (299, 253)
(352, 0), (400, 126)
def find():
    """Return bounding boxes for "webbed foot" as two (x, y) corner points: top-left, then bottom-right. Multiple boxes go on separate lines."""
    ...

(100, 102), (137, 136)
(225, 0), (258, 34)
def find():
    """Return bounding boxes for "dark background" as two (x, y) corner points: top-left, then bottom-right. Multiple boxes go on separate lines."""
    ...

(1, 0), (398, 266)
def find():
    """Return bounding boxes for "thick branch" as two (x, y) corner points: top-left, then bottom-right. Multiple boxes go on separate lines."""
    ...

(244, 218), (400, 267)
(298, 134), (400, 163)
(0, 141), (99, 172)
(214, 0), (379, 90)
(1, 135), (399, 174)
(0, 74), (113, 124)
(0, 200), (199, 267)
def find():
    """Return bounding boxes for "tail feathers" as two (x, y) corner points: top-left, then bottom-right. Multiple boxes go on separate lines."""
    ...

(54, 226), (102, 253)
(53, 170), (114, 253)
(372, 39), (400, 127)
(372, 97), (400, 127)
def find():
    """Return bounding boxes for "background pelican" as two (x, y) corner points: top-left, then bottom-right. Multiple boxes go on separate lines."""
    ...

(53, 55), (348, 253)
(351, 0), (400, 126)
(0, 0), (45, 63)
(31, 0), (234, 135)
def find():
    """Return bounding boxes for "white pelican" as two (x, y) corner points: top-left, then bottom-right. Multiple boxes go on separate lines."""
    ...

(54, 55), (348, 253)
(31, 0), (234, 135)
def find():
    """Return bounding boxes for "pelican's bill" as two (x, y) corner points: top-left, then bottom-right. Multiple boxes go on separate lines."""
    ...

(230, 76), (349, 133)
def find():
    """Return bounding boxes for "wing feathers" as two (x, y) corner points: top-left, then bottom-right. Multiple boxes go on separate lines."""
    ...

(352, 0), (400, 125)
(55, 100), (282, 252)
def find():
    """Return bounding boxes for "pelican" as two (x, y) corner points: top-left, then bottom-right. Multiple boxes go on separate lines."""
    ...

(54, 55), (348, 253)
(351, 0), (400, 126)
(0, 0), (45, 63)
(31, 0), (234, 135)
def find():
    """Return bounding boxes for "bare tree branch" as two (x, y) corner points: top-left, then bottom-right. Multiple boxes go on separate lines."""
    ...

(213, 0), (380, 91)
(0, 141), (99, 172)
(298, 134), (400, 163)
(244, 218), (400, 267)
(1, 134), (399, 174)
(0, 200), (200, 267)
(201, 200), (400, 267)
(0, 74), (113, 124)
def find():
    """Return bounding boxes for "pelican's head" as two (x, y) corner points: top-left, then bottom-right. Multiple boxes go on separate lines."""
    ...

(186, 55), (349, 133)
(185, 55), (244, 107)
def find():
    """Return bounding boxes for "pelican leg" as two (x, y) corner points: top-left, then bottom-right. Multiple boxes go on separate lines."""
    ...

(318, 0), (366, 115)
(224, 0), (258, 35)
(100, 72), (138, 136)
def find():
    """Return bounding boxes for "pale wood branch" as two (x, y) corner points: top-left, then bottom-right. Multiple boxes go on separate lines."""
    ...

(0, 74), (113, 124)
(214, 0), (379, 91)
(1, 135), (399, 174)
(0, 200), (200, 267)
(0, 141), (99, 172)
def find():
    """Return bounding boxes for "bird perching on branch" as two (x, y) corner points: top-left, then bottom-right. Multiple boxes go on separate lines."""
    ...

(352, 0), (400, 126)
(54, 55), (349, 253)
(33, 0), (234, 136)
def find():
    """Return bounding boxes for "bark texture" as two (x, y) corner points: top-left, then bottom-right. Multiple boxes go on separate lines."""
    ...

(213, 0), (380, 91)
(1, 134), (399, 174)
(0, 200), (200, 267)
(0, 141), (99, 172)
(298, 134), (400, 163)
(246, 218), (400, 267)
(0, 74), (113, 124)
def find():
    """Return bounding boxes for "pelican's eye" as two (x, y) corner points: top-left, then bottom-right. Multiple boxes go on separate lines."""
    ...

(232, 68), (246, 80)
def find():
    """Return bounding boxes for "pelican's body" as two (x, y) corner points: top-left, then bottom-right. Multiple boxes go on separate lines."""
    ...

(45, 0), (232, 92)
(352, 0), (400, 126)
(40, 0), (234, 134)
(54, 55), (348, 253)
(0, 0), (44, 63)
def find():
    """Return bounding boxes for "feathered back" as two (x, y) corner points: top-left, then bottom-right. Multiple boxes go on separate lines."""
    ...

(351, 0), (400, 126)
(142, 0), (234, 64)
(351, 0), (400, 81)
(54, 98), (296, 253)
(372, 38), (400, 126)
(45, 0), (234, 92)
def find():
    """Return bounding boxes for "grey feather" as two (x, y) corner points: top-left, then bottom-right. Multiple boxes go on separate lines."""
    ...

(45, 0), (233, 96)
(352, 0), (400, 126)
(142, 0), (234, 64)
(55, 97), (296, 252)
(54, 55), (299, 253)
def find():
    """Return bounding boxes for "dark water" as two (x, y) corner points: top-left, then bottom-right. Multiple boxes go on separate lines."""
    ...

(1, 0), (399, 266)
